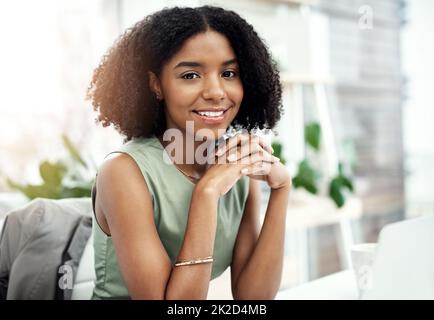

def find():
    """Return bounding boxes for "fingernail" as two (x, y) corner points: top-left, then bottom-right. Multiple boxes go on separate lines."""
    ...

(227, 154), (237, 162)
(271, 147), (274, 154)
(241, 168), (249, 174)
(216, 148), (225, 156)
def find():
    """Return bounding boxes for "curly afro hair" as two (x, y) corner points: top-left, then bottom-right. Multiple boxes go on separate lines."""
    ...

(87, 5), (283, 142)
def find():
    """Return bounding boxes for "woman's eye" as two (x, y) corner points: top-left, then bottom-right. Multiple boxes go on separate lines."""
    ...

(181, 72), (199, 80)
(222, 70), (237, 78)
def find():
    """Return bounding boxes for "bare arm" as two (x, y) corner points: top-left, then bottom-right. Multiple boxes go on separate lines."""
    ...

(98, 138), (272, 300)
(231, 179), (290, 299)
(96, 154), (171, 299)
(164, 180), (219, 299)
(97, 153), (219, 299)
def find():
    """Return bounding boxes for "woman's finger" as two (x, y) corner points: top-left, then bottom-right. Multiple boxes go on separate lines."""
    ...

(214, 134), (275, 165)
(215, 133), (273, 158)
(225, 142), (260, 162)
(228, 144), (280, 164)
(217, 145), (278, 165)
(250, 134), (274, 155)
(238, 148), (279, 165)
(239, 151), (277, 173)
(240, 161), (273, 175)
(215, 133), (249, 156)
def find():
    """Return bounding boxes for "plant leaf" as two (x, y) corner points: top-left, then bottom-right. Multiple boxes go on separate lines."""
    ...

(62, 135), (87, 168)
(6, 135), (95, 200)
(271, 141), (287, 165)
(328, 163), (354, 208)
(305, 122), (321, 151)
(292, 159), (319, 194)
(329, 178), (345, 208)
(6, 178), (27, 194)
(339, 176), (354, 192)
(7, 178), (61, 199)
(61, 186), (92, 198)
(39, 161), (66, 186)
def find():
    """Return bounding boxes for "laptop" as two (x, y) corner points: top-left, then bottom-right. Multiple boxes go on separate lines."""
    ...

(363, 213), (434, 299)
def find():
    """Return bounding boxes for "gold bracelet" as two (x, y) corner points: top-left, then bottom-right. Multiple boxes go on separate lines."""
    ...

(174, 255), (214, 267)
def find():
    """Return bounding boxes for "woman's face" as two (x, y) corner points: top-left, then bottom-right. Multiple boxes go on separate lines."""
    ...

(150, 30), (244, 141)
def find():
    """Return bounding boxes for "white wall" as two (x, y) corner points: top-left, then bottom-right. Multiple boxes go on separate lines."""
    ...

(401, 0), (434, 212)
(0, 0), (123, 188)
(402, 0), (434, 155)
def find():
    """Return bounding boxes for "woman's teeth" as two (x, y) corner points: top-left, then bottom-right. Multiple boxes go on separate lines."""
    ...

(196, 111), (224, 117)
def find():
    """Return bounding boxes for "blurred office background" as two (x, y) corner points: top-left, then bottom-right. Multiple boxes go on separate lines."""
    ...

(0, 0), (433, 298)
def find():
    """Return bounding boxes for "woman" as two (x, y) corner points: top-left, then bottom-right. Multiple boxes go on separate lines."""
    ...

(87, 5), (291, 300)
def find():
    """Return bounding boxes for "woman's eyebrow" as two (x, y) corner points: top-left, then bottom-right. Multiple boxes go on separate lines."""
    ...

(174, 58), (238, 69)
(221, 58), (238, 66)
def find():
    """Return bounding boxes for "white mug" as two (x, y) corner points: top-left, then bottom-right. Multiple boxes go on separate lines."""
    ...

(351, 243), (378, 299)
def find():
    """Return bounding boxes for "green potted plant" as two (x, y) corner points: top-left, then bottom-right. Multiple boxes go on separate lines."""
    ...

(273, 122), (354, 208)
(6, 135), (96, 200)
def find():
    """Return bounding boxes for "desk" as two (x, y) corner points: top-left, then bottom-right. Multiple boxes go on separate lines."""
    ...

(276, 270), (358, 300)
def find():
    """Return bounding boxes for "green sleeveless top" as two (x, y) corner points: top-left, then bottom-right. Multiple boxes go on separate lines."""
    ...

(91, 135), (250, 299)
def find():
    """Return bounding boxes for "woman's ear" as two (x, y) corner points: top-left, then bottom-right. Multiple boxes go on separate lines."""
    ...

(148, 71), (163, 100)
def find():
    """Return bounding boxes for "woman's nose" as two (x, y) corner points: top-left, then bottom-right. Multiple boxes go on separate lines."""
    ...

(202, 77), (227, 101)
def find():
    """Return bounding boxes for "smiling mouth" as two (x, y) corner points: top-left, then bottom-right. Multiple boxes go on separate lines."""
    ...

(191, 108), (230, 124)
(193, 109), (228, 118)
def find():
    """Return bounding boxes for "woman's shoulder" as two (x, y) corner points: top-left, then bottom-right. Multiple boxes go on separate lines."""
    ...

(97, 152), (142, 184)
(96, 135), (167, 194)
(102, 135), (162, 170)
